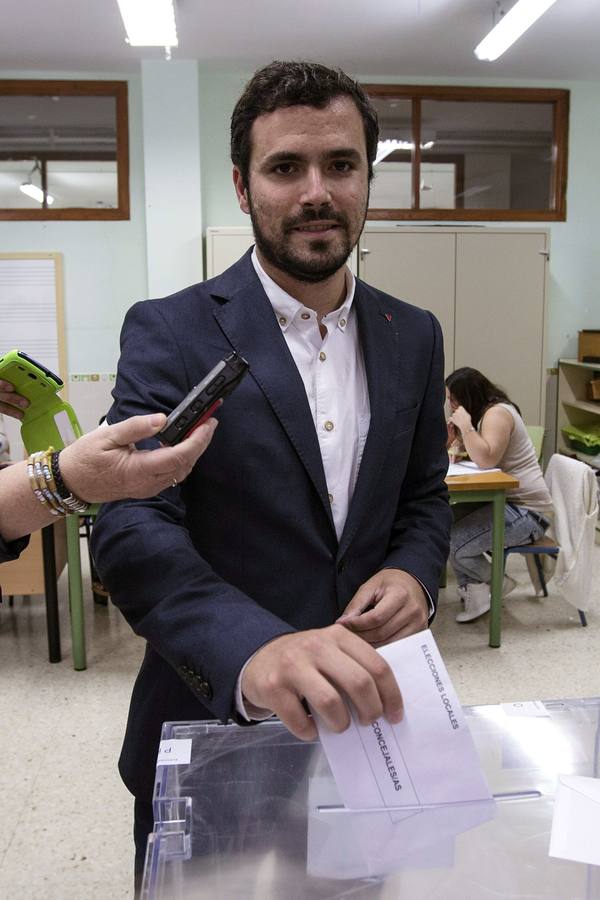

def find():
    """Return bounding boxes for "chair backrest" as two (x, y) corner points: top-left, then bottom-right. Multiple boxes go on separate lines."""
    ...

(525, 425), (544, 462)
(544, 453), (599, 608)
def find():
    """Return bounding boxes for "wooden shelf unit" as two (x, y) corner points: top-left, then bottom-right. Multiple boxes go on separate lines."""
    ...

(557, 358), (600, 533)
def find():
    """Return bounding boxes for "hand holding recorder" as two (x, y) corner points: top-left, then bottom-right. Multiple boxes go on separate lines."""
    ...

(159, 352), (249, 446)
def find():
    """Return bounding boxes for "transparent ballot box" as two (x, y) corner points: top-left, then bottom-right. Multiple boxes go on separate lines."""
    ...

(142, 698), (600, 899)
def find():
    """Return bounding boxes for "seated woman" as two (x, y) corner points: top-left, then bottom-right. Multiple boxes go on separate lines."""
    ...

(445, 367), (553, 623)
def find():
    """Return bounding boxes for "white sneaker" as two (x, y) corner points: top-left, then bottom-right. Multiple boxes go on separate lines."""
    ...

(458, 577), (513, 603)
(456, 583), (491, 622)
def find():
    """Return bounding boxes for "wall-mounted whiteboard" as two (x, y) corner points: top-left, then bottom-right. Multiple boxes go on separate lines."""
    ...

(0, 252), (65, 459)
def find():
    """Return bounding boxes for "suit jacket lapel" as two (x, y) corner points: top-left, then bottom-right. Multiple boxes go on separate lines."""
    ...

(338, 282), (400, 557)
(209, 254), (335, 534)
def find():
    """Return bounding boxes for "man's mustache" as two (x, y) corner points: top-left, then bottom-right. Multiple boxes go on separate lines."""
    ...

(284, 207), (347, 229)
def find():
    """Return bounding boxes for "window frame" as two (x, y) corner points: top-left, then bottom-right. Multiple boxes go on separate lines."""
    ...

(0, 79), (129, 221)
(363, 84), (569, 222)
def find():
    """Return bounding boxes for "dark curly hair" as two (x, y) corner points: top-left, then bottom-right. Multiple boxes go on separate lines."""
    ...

(230, 60), (379, 188)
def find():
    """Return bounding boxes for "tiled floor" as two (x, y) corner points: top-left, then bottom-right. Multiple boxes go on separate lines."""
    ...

(0, 543), (599, 899)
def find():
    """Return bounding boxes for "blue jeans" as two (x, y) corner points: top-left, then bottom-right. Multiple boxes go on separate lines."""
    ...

(450, 503), (548, 587)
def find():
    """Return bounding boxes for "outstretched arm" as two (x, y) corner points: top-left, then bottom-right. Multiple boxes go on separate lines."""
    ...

(0, 413), (217, 542)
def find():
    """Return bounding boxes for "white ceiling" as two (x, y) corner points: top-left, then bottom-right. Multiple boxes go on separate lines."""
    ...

(1, 0), (599, 81)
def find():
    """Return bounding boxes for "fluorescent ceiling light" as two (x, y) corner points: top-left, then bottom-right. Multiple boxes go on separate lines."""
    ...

(116, 0), (178, 47)
(474, 0), (558, 61)
(20, 182), (54, 205)
(375, 139), (435, 165)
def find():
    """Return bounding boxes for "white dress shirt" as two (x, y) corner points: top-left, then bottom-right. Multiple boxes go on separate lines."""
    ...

(251, 249), (371, 539)
(235, 250), (370, 720)
(235, 250), (432, 720)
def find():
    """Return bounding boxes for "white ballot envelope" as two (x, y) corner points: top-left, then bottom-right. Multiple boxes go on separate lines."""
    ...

(307, 630), (495, 879)
(312, 629), (492, 816)
(549, 774), (600, 867)
(307, 775), (496, 879)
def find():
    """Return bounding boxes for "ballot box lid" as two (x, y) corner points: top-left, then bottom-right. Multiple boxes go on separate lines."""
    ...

(142, 698), (600, 899)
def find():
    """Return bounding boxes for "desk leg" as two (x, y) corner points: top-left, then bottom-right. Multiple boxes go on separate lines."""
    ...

(66, 515), (87, 671)
(41, 525), (61, 663)
(489, 491), (506, 649)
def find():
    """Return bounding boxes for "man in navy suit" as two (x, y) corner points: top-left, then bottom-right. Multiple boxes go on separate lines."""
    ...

(92, 60), (451, 882)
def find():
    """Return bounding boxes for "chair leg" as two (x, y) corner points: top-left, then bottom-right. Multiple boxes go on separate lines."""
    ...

(533, 554), (548, 598)
(578, 609), (588, 627)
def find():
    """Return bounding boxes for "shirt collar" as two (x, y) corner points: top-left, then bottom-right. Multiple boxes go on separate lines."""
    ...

(251, 247), (356, 334)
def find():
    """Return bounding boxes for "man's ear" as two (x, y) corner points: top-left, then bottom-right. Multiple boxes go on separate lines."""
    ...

(232, 167), (250, 215)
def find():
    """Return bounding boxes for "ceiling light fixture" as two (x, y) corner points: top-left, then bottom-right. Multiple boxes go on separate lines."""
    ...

(474, 0), (558, 62)
(116, 0), (178, 58)
(375, 139), (435, 165)
(19, 161), (54, 206)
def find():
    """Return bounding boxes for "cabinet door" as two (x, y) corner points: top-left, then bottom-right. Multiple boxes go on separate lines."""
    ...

(455, 232), (548, 424)
(206, 227), (255, 278)
(358, 230), (456, 373)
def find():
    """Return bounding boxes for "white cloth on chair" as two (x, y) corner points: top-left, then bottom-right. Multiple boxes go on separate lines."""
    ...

(545, 454), (599, 612)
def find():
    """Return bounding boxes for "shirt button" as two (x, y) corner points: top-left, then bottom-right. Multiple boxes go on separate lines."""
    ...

(324, 420), (334, 432)
(279, 316), (287, 326)
(319, 351), (326, 362)
(301, 312), (310, 320)
(339, 318), (347, 328)
(328, 493), (334, 504)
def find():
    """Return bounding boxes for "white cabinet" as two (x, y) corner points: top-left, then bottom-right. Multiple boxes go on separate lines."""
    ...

(358, 230), (456, 376)
(358, 227), (549, 425)
(205, 225), (549, 425)
(454, 231), (548, 426)
(205, 227), (256, 279)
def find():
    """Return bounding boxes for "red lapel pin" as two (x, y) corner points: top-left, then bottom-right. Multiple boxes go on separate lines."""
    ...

(384, 312), (392, 322)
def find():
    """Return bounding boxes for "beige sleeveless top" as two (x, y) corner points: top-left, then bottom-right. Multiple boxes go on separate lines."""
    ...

(483, 403), (553, 516)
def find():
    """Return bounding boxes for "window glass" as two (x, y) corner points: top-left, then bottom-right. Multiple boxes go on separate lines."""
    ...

(420, 100), (554, 211)
(0, 83), (128, 220)
(364, 86), (567, 221)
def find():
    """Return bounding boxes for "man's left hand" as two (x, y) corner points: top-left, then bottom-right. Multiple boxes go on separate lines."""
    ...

(337, 569), (429, 647)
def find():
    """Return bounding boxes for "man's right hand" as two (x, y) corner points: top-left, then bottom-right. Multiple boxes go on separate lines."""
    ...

(0, 380), (29, 419)
(241, 624), (404, 741)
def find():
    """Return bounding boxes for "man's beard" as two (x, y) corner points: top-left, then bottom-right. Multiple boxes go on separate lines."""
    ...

(247, 194), (368, 284)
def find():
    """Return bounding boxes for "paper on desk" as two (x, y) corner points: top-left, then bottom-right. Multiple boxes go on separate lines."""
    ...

(447, 461), (501, 476)
(549, 775), (600, 867)
(312, 630), (492, 819)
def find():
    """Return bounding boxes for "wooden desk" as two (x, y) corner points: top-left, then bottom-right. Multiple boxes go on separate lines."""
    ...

(445, 470), (520, 648)
(0, 518), (67, 662)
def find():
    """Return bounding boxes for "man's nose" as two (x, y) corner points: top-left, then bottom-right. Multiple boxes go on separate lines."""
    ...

(300, 168), (332, 207)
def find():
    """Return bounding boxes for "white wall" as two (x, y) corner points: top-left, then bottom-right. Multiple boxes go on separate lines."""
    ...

(142, 60), (203, 297)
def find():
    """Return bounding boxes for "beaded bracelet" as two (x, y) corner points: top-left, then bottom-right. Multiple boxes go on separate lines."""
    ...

(27, 447), (89, 516)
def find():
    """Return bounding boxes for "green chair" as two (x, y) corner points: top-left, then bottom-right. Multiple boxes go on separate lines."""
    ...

(17, 400), (89, 669)
(526, 425), (545, 462)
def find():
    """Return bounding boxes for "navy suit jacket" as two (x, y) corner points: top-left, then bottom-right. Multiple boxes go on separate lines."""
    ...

(91, 250), (451, 800)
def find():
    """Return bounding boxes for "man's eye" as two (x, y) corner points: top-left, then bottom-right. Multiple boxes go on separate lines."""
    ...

(274, 163), (296, 175)
(332, 161), (353, 173)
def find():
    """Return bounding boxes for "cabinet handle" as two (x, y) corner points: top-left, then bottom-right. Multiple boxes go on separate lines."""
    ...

(360, 248), (371, 257)
(539, 250), (550, 259)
